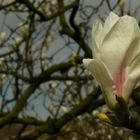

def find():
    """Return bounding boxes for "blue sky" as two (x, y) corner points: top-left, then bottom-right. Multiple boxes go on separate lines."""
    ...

(0, 0), (140, 120)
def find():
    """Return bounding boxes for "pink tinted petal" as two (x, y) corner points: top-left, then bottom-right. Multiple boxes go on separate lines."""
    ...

(101, 15), (139, 78)
(83, 58), (118, 109)
(114, 68), (125, 95)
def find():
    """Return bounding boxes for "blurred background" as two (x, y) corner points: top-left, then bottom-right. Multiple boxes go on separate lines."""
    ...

(0, 0), (140, 139)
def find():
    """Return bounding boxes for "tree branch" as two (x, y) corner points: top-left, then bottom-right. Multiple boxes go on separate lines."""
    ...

(18, 87), (104, 140)
(58, 0), (92, 58)
(0, 83), (38, 128)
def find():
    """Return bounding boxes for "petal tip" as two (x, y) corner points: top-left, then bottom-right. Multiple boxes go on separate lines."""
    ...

(82, 59), (93, 67)
(108, 11), (118, 18)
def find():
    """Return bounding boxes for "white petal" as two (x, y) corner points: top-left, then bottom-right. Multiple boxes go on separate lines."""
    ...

(122, 77), (136, 103)
(123, 38), (140, 67)
(92, 20), (103, 59)
(83, 59), (117, 109)
(104, 12), (119, 34)
(103, 87), (118, 110)
(100, 15), (140, 77)
(123, 53), (140, 102)
(92, 12), (119, 59)
(83, 59), (113, 87)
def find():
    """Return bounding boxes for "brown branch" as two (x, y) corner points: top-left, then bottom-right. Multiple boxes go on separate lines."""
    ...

(49, 75), (93, 81)
(14, 117), (44, 126)
(0, 56), (83, 128)
(106, 0), (121, 11)
(0, 0), (18, 10)
(58, 0), (92, 58)
(0, 70), (30, 83)
(18, 87), (104, 140)
(32, 55), (83, 84)
(19, 0), (78, 21)
(0, 83), (38, 128)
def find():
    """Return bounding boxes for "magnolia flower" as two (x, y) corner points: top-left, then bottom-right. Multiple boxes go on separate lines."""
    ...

(60, 106), (69, 113)
(50, 0), (57, 13)
(0, 74), (6, 85)
(15, 37), (22, 44)
(38, 1), (48, 13)
(19, 23), (29, 35)
(45, 31), (55, 48)
(0, 57), (4, 67)
(0, 32), (6, 44)
(83, 12), (140, 109)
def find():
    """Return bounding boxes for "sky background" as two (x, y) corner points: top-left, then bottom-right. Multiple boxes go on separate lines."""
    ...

(0, 0), (140, 120)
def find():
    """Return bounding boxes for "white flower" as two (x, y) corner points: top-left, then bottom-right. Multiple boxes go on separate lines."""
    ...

(0, 74), (6, 85)
(19, 23), (29, 35)
(48, 106), (55, 113)
(51, 0), (57, 5)
(50, 0), (57, 13)
(83, 12), (140, 109)
(38, 1), (48, 13)
(60, 106), (69, 113)
(48, 81), (57, 89)
(45, 32), (55, 48)
(0, 32), (6, 44)
(15, 37), (22, 44)
(66, 81), (72, 86)
(66, 94), (72, 101)
(0, 57), (4, 67)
